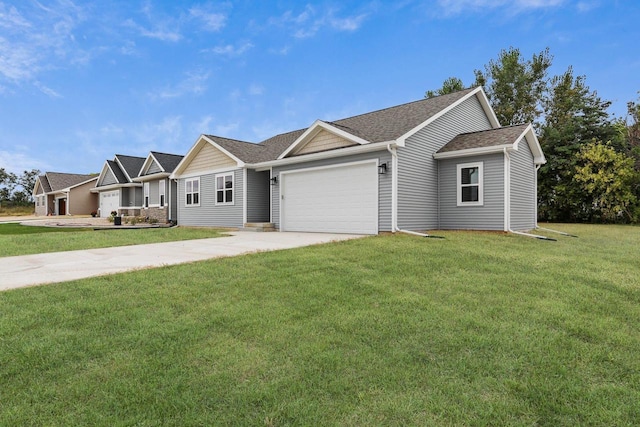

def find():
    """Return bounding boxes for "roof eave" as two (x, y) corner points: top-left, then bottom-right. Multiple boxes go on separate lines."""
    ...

(133, 172), (170, 182)
(277, 120), (371, 160)
(433, 144), (513, 160)
(90, 182), (142, 193)
(251, 140), (395, 170)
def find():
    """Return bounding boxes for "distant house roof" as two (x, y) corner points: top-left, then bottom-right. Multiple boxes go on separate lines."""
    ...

(115, 154), (145, 181)
(107, 159), (128, 184)
(202, 87), (481, 164)
(44, 172), (97, 192)
(150, 151), (184, 173)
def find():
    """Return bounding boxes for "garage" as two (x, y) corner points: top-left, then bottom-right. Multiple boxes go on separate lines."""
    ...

(99, 190), (120, 217)
(280, 160), (378, 234)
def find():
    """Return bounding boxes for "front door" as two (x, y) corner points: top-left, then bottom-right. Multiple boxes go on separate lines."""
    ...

(58, 199), (66, 215)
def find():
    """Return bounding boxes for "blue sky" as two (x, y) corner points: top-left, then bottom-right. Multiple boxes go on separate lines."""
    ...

(1, 0), (639, 175)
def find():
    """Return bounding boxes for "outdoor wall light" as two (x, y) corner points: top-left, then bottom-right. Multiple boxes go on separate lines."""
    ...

(378, 162), (388, 174)
(270, 176), (278, 185)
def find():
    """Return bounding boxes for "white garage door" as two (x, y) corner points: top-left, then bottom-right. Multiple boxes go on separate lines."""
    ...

(281, 161), (378, 234)
(99, 190), (120, 217)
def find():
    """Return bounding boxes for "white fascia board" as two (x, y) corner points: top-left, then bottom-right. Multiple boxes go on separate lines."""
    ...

(172, 166), (243, 181)
(171, 135), (244, 178)
(32, 178), (43, 196)
(433, 144), (513, 160)
(96, 162), (114, 187)
(476, 87), (501, 128)
(277, 120), (371, 160)
(133, 172), (170, 182)
(90, 182), (142, 193)
(67, 176), (98, 190)
(114, 156), (135, 182)
(252, 140), (394, 171)
(397, 87), (492, 146)
(138, 153), (164, 177)
(517, 124), (547, 165)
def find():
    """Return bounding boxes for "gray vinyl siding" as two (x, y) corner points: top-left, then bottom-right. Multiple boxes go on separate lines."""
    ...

(148, 160), (163, 174)
(271, 150), (392, 231)
(177, 168), (244, 227)
(510, 137), (537, 230)
(438, 153), (504, 230)
(397, 94), (493, 230)
(145, 180), (160, 205)
(101, 169), (118, 186)
(246, 169), (270, 223)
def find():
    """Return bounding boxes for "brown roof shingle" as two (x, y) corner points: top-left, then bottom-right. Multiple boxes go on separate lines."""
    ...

(436, 124), (530, 153)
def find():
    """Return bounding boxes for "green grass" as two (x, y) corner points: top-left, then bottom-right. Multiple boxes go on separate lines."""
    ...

(0, 224), (223, 257)
(1, 224), (638, 426)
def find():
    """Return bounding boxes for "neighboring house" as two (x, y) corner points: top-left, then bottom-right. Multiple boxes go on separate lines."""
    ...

(132, 151), (184, 223)
(170, 86), (546, 234)
(91, 154), (145, 217)
(33, 172), (98, 216)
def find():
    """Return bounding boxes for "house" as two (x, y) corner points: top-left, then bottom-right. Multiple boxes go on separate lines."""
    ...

(132, 151), (184, 223)
(91, 154), (145, 217)
(33, 172), (98, 216)
(170, 87), (546, 234)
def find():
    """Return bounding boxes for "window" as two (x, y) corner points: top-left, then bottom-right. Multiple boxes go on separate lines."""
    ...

(457, 162), (483, 206)
(185, 178), (200, 206)
(215, 173), (233, 205)
(159, 180), (166, 207)
(143, 182), (150, 208)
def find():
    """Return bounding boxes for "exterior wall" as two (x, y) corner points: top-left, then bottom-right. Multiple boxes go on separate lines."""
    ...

(246, 169), (270, 223)
(397, 95), (493, 230)
(34, 185), (47, 216)
(68, 180), (98, 215)
(101, 168), (118, 186)
(183, 143), (236, 175)
(147, 160), (163, 174)
(169, 179), (178, 222)
(510, 137), (537, 230)
(141, 178), (170, 222)
(272, 150), (392, 231)
(293, 129), (356, 155)
(177, 168), (244, 227)
(119, 187), (143, 216)
(438, 153), (504, 230)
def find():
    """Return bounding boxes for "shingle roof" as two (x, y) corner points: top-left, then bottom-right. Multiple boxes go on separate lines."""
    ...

(150, 152), (184, 173)
(38, 175), (52, 193)
(44, 172), (97, 191)
(115, 154), (145, 181)
(203, 87), (478, 163)
(436, 124), (530, 153)
(107, 160), (128, 183)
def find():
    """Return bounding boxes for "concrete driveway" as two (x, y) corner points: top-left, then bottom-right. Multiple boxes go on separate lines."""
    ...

(0, 231), (363, 291)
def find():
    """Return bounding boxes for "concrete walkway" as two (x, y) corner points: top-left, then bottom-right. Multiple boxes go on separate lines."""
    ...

(0, 232), (363, 291)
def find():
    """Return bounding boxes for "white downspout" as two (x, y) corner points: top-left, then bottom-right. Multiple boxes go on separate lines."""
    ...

(388, 143), (438, 238)
(504, 147), (510, 232)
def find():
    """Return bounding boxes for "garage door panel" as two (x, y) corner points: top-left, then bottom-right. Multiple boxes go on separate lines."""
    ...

(281, 162), (378, 234)
(99, 190), (120, 217)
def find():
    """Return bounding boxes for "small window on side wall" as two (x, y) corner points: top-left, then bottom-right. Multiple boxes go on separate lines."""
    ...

(185, 177), (200, 206)
(215, 173), (233, 205)
(457, 162), (483, 206)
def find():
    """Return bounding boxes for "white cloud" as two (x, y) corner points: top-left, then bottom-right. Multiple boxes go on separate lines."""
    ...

(576, 1), (599, 12)
(436, 0), (565, 15)
(123, 18), (182, 42)
(33, 81), (62, 98)
(0, 149), (51, 174)
(204, 41), (254, 56)
(189, 5), (227, 31)
(0, 0), (85, 93)
(270, 5), (369, 39)
(151, 71), (211, 99)
(248, 84), (264, 96)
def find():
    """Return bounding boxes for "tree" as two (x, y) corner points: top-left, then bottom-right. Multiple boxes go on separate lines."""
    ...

(473, 47), (552, 126)
(425, 77), (465, 98)
(574, 141), (638, 222)
(18, 169), (40, 204)
(537, 68), (618, 222)
(0, 168), (40, 206)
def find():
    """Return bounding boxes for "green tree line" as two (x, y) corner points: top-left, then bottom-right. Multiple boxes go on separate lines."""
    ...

(0, 168), (40, 207)
(427, 47), (640, 223)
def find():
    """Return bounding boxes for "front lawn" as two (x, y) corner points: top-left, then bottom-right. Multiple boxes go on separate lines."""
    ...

(0, 224), (223, 257)
(1, 224), (638, 425)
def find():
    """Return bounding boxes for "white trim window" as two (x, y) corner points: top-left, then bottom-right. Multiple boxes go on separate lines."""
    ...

(215, 173), (234, 205)
(185, 177), (200, 206)
(159, 180), (166, 207)
(143, 182), (150, 208)
(457, 162), (483, 206)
